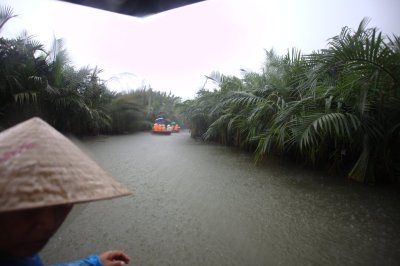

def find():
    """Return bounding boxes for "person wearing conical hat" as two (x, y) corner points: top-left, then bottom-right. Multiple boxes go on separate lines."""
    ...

(0, 117), (132, 266)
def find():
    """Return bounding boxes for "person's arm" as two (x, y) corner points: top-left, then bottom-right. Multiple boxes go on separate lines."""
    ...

(50, 250), (130, 266)
(49, 255), (102, 266)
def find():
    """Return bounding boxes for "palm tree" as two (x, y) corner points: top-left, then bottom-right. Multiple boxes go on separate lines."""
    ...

(258, 18), (400, 183)
(186, 19), (400, 184)
(107, 93), (143, 133)
(0, 32), (48, 127)
(0, 5), (17, 33)
(301, 18), (400, 183)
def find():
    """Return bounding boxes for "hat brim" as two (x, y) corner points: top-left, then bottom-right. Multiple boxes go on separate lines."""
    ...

(0, 117), (132, 213)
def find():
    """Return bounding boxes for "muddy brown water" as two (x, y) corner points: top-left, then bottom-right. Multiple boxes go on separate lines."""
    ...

(41, 131), (400, 265)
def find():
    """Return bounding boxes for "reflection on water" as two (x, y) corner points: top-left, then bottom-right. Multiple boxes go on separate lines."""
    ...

(41, 131), (400, 265)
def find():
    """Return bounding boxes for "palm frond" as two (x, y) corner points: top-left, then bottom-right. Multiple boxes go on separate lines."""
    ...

(0, 5), (17, 32)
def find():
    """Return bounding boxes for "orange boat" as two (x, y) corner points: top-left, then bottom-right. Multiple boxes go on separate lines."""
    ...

(171, 122), (180, 133)
(152, 118), (172, 135)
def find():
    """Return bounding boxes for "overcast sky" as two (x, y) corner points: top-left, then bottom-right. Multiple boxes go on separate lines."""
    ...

(2, 0), (400, 99)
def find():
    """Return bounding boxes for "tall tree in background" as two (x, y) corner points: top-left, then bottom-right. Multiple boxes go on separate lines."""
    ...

(0, 5), (182, 135)
(0, 7), (48, 128)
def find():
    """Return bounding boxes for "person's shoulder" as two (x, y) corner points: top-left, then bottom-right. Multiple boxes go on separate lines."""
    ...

(0, 254), (44, 266)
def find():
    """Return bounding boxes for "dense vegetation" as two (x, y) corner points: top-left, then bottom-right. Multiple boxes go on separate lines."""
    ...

(184, 19), (400, 184)
(2, 6), (399, 184)
(0, 6), (183, 135)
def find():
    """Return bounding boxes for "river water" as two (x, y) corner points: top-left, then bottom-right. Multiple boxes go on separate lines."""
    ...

(41, 131), (400, 265)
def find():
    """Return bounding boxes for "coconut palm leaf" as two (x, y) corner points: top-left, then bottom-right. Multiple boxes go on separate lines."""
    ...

(0, 5), (17, 32)
(184, 18), (400, 183)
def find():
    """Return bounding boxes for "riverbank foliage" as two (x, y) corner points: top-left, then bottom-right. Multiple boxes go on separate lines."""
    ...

(184, 19), (400, 184)
(0, 6), (182, 135)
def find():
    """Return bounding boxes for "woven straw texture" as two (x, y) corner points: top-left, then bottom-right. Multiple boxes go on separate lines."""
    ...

(0, 117), (131, 212)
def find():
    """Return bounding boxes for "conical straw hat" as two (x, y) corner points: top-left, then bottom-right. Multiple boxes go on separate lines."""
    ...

(0, 117), (131, 213)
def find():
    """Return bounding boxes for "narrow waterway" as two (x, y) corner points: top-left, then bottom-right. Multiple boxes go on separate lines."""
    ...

(41, 131), (400, 265)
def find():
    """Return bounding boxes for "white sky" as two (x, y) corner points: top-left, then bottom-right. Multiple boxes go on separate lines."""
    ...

(2, 0), (400, 99)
